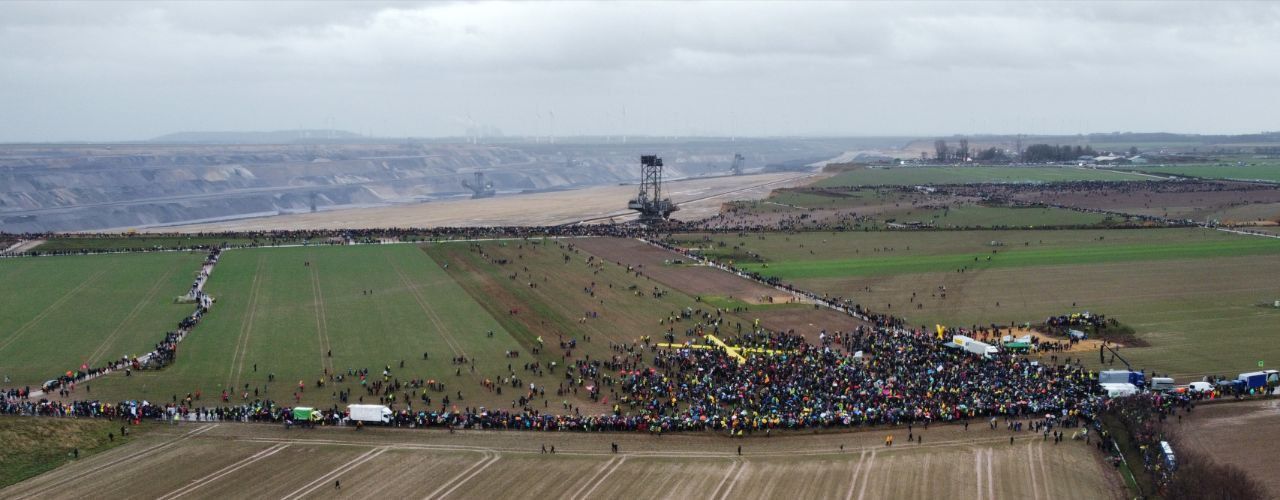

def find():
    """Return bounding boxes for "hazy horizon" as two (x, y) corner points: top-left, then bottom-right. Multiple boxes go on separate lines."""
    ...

(3, 1), (1279, 142)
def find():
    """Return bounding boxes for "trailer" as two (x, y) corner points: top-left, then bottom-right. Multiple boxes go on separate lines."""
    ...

(942, 335), (997, 358)
(1236, 370), (1278, 391)
(348, 404), (393, 424)
(1237, 371), (1268, 390)
(964, 340), (998, 357)
(1149, 377), (1175, 392)
(1099, 369), (1145, 388)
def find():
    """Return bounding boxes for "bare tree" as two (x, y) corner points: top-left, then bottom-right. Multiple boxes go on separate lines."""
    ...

(1165, 448), (1268, 500)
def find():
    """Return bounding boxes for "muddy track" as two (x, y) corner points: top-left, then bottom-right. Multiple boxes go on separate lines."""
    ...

(226, 255), (266, 391)
(425, 245), (552, 357)
(307, 253), (333, 374)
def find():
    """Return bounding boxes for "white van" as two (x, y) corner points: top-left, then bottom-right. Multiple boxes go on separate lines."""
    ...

(1187, 382), (1213, 394)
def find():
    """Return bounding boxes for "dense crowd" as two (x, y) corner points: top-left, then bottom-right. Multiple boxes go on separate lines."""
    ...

(620, 327), (1098, 431)
(1, 320), (1102, 434)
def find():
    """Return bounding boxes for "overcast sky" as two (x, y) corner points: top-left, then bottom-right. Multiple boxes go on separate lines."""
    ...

(2, 1), (1278, 142)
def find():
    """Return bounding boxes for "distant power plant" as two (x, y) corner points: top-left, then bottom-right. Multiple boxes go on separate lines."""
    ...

(462, 172), (496, 199)
(627, 155), (678, 223)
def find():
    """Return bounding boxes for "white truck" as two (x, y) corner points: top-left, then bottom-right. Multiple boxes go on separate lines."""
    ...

(964, 340), (998, 357)
(1100, 383), (1139, 398)
(950, 335), (998, 357)
(348, 404), (393, 425)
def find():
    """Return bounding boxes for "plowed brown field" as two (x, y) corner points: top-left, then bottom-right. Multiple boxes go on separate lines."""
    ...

(2, 421), (1122, 499)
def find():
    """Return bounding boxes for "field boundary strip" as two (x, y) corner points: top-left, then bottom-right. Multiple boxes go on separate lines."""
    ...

(424, 451), (499, 500)
(0, 269), (107, 355)
(385, 252), (466, 358)
(230, 431), (1050, 459)
(226, 255), (266, 391)
(307, 252), (333, 374)
(85, 265), (178, 366)
(155, 442), (290, 500)
(8, 424), (217, 500)
(279, 446), (388, 500)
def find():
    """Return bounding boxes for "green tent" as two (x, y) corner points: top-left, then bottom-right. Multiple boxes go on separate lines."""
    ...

(1004, 342), (1032, 351)
(292, 407), (315, 421)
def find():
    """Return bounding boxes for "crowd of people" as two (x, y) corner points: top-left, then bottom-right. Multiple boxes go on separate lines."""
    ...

(1, 225), (659, 258)
(2, 231), (1111, 435)
(8, 247), (222, 400)
(1, 321), (1103, 434)
(0, 218), (1254, 437)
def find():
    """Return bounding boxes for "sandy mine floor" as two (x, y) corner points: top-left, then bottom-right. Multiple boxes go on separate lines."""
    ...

(154, 173), (821, 232)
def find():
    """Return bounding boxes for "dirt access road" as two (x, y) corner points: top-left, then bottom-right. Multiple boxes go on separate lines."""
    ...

(3, 419), (1121, 499)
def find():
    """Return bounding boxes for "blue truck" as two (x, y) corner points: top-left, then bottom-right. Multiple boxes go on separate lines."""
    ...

(1237, 370), (1279, 391)
(1099, 369), (1145, 388)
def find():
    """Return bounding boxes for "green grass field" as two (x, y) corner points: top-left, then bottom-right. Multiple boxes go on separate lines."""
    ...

(899, 205), (1111, 229)
(670, 229), (1280, 378)
(0, 252), (204, 387)
(735, 233), (1280, 279)
(678, 228), (1248, 264)
(1124, 163), (1280, 183)
(84, 244), (534, 409)
(33, 236), (285, 252)
(815, 166), (1147, 187)
(0, 417), (143, 488)
(742, 188), (1112, 229)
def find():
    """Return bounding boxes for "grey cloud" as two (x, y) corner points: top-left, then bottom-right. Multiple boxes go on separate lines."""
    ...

(1, 1), (1278, 141)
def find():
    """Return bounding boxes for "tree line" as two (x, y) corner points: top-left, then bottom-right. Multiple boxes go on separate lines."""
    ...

(1022, 144), (1099, 162)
